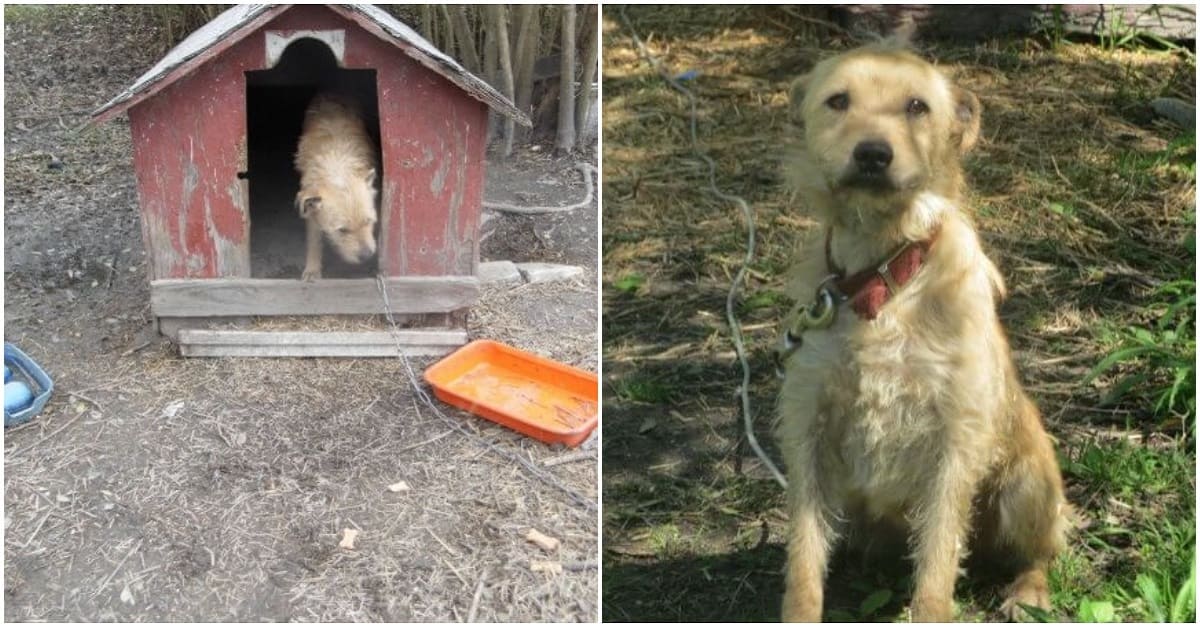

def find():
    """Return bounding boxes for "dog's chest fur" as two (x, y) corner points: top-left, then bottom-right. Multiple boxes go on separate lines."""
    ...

(779, 279), (974, 519)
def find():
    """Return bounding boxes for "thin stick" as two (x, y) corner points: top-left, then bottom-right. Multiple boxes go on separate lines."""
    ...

(10, 406), (90, 458)
(466, 568), (489, 623)
(541, 450), (593, 467)
(20, 507), (54, 549)
(92, 540), (142, 598)
(394, 429), (454, 454)
(482, 162), (596, 214)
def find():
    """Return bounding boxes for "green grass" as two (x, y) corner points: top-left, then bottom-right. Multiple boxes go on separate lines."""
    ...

(740, 288), (788, 314)
(613, 376), (675, 404)
(613, 272), (647, 294)
(1056, 438), (1196, 622)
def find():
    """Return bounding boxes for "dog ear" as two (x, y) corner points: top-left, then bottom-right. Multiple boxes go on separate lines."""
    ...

(952, 87), (982, 154)
(788, 74), (811, 124)
(297, 195), (322, 218)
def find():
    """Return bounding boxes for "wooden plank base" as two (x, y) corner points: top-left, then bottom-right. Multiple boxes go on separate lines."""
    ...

(178, 328), (468, 358)
(158, 316), (251, 342)
(151, 276), (478, 317)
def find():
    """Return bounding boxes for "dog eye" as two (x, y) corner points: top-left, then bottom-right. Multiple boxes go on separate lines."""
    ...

(337, 227), (350, 234)
(825, 92), (849, 111)
(906, 98), (929, 116)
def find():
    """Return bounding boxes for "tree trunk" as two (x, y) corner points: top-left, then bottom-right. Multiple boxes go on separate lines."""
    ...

(439, 5), (455, 62)
(450, 5), (480, 73)
(483, 9), (497, 84)
(481, 7), (499, 146)
(420, 5), (433, 43)
(575, 4), (598, 148)
(491, 4), (516, 158)
(555, 4), (577, 153)
(512, 4), (540, 143)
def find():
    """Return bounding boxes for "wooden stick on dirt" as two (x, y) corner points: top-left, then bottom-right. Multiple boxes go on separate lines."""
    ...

(541, 450), (593, 467)
(466, 568), (489, 622)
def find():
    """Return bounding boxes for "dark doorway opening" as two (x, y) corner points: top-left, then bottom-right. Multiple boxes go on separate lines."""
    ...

(244, 37), (382, 278)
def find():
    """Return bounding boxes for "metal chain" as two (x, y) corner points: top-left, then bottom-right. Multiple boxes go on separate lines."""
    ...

(374, 275), (597, 513)
(619, 6), (788, 489)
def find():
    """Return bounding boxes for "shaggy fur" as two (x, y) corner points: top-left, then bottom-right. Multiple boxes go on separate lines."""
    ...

(294, 93), (378, 280)
(775, 37), (1069, 622)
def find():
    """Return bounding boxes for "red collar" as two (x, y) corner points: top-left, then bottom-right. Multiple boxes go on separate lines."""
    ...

(824, 227), (939, 320)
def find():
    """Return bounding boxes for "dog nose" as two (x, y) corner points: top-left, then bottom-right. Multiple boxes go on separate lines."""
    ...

(853, 141), (893, 173)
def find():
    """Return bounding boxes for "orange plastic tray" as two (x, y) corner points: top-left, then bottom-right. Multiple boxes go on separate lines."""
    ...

(423, 340), (598, 447)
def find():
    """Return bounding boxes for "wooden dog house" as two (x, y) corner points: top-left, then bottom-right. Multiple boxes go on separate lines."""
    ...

(92, 4), (528, 356)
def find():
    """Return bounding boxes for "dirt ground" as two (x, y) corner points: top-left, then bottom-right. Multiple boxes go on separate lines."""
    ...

(4, 5), (597, 622)
(603, 5), (1194, 623)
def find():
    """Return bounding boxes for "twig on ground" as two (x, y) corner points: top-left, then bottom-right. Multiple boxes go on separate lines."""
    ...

(9, 394), (98, 458)
(92, 540), (142, 598)
(482, 163), (596, 214)
(466, 568), (489, 622)
(541, 450), (593, 467)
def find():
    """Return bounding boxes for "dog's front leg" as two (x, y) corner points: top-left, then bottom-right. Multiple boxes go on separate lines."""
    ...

(782, 473), (834, 622)
(302, 218), (323, 281)
(909, 454), (976, 622)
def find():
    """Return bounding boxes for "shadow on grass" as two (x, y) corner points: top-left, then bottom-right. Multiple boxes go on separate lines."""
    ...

(603, 545), (787, 623)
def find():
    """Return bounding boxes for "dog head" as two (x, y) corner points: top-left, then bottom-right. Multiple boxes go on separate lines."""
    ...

(296, 167), (378, 264)
(786, 35), (980, 220)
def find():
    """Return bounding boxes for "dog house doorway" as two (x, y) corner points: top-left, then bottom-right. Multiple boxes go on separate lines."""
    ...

(244, 36), (383, 279)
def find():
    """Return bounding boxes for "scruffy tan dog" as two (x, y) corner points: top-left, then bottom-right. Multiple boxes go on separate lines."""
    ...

(774, 34), (1069, 622)
(294, 94), (378, 280)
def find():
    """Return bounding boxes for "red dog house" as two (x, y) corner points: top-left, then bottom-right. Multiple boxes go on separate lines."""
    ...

(92, 4), (527, 356)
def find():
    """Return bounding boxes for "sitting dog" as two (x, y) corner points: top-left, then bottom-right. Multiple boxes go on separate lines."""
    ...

(774, 33), (1069, 622)
(294, 93), (378, 280)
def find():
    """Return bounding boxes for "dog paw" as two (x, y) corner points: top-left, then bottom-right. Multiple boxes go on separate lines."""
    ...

(302, 267), (322, 281)
(1000, 576), (1050, 622)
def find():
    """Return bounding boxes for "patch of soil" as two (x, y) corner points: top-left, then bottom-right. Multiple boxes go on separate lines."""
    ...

(4, 6), (597, 622)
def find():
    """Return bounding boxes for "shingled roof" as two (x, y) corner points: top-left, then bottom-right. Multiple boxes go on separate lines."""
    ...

(91, 3), (529, 126)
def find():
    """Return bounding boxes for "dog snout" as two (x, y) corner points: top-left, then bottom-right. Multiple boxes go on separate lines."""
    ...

(853, 140), (893, 173)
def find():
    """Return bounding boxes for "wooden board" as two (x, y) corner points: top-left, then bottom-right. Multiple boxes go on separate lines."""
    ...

(178, 328), (467, 358)
(151, 276), (478, 317)
(838, 4), (1196, 41)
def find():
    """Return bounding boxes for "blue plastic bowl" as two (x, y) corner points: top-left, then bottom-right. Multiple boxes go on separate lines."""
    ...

(4, 343), (54, 427)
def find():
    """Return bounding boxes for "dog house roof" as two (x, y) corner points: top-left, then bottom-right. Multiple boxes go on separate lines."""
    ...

(91, 3), (529, 126)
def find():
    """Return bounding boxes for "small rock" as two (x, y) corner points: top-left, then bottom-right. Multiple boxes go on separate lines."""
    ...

(516, 262), (584, 284)
(339, 528), (359, 550)
(1151, 97), (1196, 130)
(478, 260), (522, 286)
(387, 480), (411, 493)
